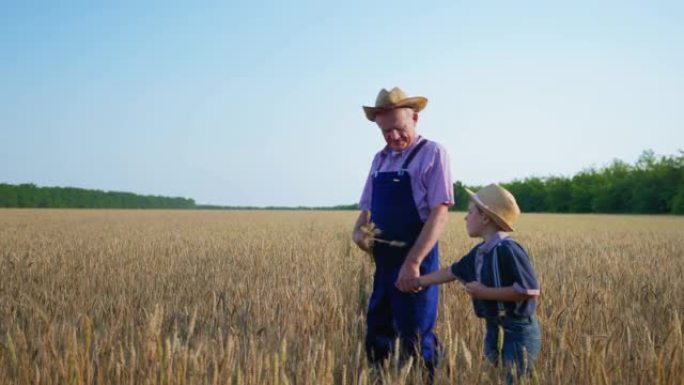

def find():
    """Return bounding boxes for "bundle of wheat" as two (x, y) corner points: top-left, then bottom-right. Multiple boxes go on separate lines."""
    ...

(360, 222), (407, 250)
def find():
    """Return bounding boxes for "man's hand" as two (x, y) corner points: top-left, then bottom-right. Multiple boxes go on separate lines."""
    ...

(395, 260), (422, 293)
(352, 228), (372, 253)
(352, 211), (373, 253)
(393, 204), (448, 292)
(464, 281), (488, 299)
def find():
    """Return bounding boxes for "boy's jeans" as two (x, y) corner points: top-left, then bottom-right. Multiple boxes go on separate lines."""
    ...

(484, 314), (541, 382)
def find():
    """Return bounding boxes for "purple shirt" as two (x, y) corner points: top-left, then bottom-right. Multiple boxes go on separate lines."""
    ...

(359, 136), (454, 221)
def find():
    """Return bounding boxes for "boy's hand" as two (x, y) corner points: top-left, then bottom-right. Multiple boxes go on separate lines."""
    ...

(464, 281), (488, 299)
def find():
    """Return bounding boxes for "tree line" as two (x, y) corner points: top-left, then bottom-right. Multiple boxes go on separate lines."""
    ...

(0, 184), (195, 209)
(452, 150), (684, 214)
(1, 150), (682, 213)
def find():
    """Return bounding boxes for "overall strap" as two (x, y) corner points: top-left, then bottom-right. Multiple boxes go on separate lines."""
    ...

(492, 244), (506, 320)
(401, 139), (428, 169)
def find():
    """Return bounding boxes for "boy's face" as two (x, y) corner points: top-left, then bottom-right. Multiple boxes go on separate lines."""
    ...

(465, 202), (487, 237)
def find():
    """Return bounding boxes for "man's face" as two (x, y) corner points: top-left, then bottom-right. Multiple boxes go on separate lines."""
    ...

(375, 108), (418, 151)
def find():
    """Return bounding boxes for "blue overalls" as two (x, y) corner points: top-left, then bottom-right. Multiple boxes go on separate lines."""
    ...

(365, 139), (440, 371)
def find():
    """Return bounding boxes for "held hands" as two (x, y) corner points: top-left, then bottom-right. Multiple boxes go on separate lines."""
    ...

(395, 261), (422, 293)
(392, 270), (491, 297)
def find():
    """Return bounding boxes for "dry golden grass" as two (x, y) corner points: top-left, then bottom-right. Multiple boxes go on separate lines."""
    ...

(0, 209), (682, 385)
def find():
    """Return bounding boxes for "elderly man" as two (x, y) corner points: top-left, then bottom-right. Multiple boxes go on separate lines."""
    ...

(353, 87), (454, 374)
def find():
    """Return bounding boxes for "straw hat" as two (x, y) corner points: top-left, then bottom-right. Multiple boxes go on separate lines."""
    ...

(465, 184), (521, 232)
(363, 87), (428, 121)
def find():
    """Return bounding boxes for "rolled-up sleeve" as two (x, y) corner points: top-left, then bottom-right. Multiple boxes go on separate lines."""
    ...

(450, 248), (477, 283)
(424, 144), (455, 209)
(358, 154), (381, 211)
(358, 172), (373, 211)
(450, 260), (467, 283)
(501, 243), (540, 297)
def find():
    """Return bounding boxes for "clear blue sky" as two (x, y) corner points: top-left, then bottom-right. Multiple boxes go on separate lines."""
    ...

(1, 1), (682, 206)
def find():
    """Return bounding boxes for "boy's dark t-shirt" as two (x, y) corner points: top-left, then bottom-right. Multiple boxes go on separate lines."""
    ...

(451, 237), (539, 319)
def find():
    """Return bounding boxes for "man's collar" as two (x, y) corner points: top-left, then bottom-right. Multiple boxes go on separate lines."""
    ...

(380, 136), (423, 156)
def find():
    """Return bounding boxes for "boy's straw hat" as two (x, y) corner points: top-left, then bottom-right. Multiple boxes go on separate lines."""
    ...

(465, 184), (521, 232)
(363, 87), (428, 121)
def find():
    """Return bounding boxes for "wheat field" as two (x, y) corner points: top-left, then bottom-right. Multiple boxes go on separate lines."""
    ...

(0, 209), (682, 385)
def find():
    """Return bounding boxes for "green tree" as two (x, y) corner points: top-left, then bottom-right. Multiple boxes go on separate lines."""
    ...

(0, 184), (18, 207)
(545, 177), (572, 213)
(503, 177), (547, 212)
(592, 160), (632, 213)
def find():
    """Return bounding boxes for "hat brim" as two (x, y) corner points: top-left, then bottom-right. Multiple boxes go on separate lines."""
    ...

(465, 188), (516, 232)
(363, 97), (427, 122)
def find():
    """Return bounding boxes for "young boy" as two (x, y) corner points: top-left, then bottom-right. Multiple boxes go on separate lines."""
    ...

(416, 184), (541, 381)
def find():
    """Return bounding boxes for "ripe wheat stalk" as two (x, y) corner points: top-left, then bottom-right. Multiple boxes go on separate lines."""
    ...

(0, 209), (682, 384)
